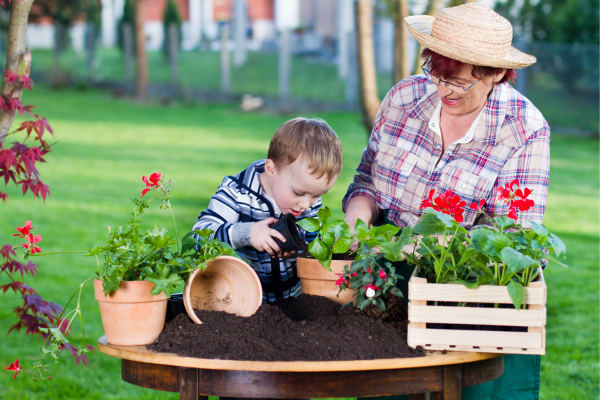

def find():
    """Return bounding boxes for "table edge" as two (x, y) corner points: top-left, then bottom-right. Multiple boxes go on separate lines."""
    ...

(98, 336), (502, 372)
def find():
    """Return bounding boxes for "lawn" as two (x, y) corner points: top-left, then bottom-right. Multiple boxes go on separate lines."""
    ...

(0, 85), (597, 400)
(27, 47), (599, 132)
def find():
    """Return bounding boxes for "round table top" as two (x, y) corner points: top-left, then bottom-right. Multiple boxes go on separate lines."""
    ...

(98, 335), (501, 373)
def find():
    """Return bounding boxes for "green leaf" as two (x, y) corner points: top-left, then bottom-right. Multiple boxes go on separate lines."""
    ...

(322, 253), (333, 272)
(546, 255), (569, 268)
(193, 229), (214, 238)
(308, 237), (329, 261)
(371, 224), (400, 240)
(317, 207), (333, 224)
(354, 219), (369, 240)
(414, 213), (447, 236)
(374, 296), (386, 311)
(330, 220), (352, 238)
(494, 216), (517, 231)
(85, 246), (103, 256)
(181, 235), (199, 255)
(146, 267), (185, 297)
(322, 231), (336, 248)
(457, 247), (477, 266)
(359, 298), (371, 310)
(527, 221), (549, 238)
(296, 217), (321, 233)
(332, 237), (353, 254)
(507, 280), (525, 310)
(547, 233), (566, 258)
(500, 247), (538, 275)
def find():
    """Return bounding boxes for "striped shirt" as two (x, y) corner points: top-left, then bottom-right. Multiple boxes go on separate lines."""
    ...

(343, 76), (550, 228)
(193, 160), (320, 303)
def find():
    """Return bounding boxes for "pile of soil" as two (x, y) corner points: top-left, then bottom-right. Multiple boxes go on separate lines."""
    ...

(150, 294), (424, 361)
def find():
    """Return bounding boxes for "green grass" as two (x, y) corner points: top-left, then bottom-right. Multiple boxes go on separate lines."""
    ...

(0, 85), (597, 399)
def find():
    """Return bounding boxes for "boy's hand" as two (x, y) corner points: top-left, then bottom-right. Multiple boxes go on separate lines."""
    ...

(250, 218), (288, 258)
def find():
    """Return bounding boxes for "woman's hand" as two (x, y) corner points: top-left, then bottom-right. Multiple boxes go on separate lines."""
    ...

(344, 196), (380, 251)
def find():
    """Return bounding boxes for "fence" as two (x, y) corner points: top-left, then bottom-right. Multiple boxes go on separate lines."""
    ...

(15, 26), (600, 134)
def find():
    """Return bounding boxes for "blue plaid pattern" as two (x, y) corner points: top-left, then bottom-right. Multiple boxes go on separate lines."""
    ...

(343, 76), (550, 228)
(193, 160), (320, 303)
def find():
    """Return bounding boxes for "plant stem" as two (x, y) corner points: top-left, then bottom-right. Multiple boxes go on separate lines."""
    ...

(166, 200), (180, 252)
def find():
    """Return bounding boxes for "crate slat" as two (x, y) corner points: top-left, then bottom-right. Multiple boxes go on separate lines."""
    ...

(408, 282), (546, 304)
(408, 304), (546, 327)
(408, 326), (545, 351)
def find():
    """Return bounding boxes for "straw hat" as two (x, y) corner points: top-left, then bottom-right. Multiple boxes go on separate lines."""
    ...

(405, 3), (536, 69)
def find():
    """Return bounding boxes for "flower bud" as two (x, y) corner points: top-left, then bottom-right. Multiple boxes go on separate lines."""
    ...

(379, 269), (386, 279)
(366, 287), (375, 298)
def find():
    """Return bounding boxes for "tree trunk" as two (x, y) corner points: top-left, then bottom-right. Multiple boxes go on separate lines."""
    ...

(412, 0), (445, 75)
(355, 0), (380, 133)
(135, 0), (148, 99)
(0, 0), (34, 144)
(394, 0), (410, 83)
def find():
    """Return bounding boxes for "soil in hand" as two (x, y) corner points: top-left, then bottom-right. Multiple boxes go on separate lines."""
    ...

(150, 294), (424, 361)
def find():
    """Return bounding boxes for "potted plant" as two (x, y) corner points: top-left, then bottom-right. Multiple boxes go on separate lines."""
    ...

(403, 181), (567, 354)
(296, 207), (407, 309)
(4, 172), (243, 380)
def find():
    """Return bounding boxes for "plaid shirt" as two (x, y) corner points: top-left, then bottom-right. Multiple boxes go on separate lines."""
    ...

(343, 76), (550, 228)
(193, 160), (320, 303)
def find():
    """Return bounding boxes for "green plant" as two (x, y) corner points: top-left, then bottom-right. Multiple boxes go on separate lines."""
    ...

(405, 181), (567, 309)
(297, 206), (408, 310)
(3, 172), (239, 380)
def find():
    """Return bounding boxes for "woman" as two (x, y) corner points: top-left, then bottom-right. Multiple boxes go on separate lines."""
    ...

(344, 4), (548, 400)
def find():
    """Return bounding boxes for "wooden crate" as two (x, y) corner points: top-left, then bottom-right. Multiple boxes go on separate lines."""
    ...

(407, 268), (546, 355)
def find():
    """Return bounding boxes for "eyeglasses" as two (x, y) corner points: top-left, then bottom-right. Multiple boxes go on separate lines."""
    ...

(421, 62), (487, 93)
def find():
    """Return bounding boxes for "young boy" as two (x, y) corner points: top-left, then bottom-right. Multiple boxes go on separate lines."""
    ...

(193, 117), (343, 303)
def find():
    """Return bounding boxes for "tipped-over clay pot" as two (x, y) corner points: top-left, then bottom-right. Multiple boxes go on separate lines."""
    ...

(183, 255), (263, 324)
(296, 258), (357, 306)
(94, 279), (168, 346)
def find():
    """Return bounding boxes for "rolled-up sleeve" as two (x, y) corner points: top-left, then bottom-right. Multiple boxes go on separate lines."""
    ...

(342, 89), (394, 212)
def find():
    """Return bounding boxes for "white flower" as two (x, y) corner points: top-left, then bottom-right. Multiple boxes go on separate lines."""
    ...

(366, 287), (376, 298)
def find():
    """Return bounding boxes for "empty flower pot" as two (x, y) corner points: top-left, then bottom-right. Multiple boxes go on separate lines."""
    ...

(183, 255), (263, 324)
(269, 213), (306, 252)
(94, 279), (168, 346)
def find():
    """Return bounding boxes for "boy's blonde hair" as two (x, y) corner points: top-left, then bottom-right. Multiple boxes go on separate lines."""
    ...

(268, 117), (342, 183)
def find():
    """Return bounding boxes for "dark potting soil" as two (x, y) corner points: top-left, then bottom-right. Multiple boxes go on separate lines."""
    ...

(149, 294), (424, 361)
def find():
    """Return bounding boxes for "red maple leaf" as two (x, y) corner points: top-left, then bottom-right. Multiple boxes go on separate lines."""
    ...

(33, 180), (50, 202)
(1, 243), (16, 260)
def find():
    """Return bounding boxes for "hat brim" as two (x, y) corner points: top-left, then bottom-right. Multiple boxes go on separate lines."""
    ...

(405, 15), (536, 69)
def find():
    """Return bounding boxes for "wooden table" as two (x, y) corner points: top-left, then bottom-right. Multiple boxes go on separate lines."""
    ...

(98, 336), (503, 400)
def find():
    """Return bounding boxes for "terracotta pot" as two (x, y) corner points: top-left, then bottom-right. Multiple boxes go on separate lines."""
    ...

(93, 279), (168, 346)
(296, 258), (357, 306)
(183, 256), (263, 324)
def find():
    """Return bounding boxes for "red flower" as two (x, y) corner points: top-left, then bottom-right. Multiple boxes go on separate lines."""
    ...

(420, 189), (436, 209)
(21, 233), (42, 255)
(469, 199), (486, 212)
(13, 221), (34, 238)
(141, 172), (161, 197)
(497, 180), (535, 220)
(351, 271), (358, 277)
(4, 359), (22, 379)
(378, 269), (386, 279)
(334, 273), (347, 286)
(423, 190), (466, 223)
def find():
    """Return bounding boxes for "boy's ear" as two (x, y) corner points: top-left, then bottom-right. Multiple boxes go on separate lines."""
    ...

(264, 159), (277, 177)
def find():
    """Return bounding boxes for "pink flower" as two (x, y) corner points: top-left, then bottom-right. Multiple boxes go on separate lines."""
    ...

(21, 233), (42, 255)
(351, 271), (358, 277)
(378, 269), (386, 279)
(4, 359), (22, 379)
(141, 172), (161, 197)
(13, 221), (34, 238)
(363, 283), (382, 292)
(334, 273), (347, 286)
